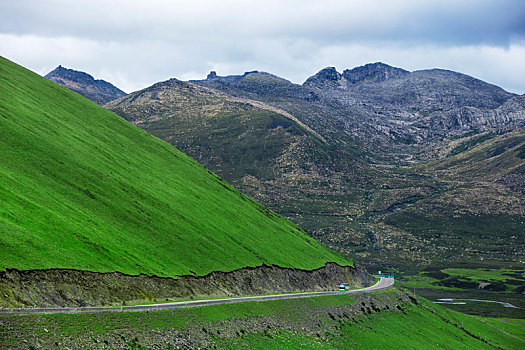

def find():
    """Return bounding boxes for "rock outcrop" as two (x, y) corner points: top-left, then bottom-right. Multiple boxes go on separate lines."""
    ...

(45, 65), (126, 105)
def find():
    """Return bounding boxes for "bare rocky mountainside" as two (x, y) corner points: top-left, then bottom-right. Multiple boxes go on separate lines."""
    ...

(45, 65), (126, 105)
(303, 64), (522, 161)
(196, 63), (524, 163)
(106, 63), (525, 272)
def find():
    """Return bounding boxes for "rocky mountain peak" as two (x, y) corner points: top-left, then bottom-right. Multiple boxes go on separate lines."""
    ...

(311, 67), (341, 80)
(45, 65), (126, 105)
(207, 71), (218, 80)
(302, 67), (342, 88)
(202, 71), (244, 84)
(46, 65), (97, 85)
(242, 70), (260, 77)
(204, 70), (261, 81)
(342, 62), (409, 84)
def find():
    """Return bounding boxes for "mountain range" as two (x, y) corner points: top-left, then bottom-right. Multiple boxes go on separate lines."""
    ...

(49, 62), (525, 272)
(195, 64), (524, 163)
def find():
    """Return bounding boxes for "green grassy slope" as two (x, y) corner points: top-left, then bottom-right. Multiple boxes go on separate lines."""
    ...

(0, 56), (350, 277)
(218, 298), (524, 349)
(1, 291), (521, 349)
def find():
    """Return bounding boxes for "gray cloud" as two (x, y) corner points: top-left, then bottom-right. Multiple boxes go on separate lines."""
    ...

(1, 0), (524, 93)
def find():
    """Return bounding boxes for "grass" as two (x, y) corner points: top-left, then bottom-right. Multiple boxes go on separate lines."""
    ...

(441, 268), (525, 291)
(217, 297), (524, 349)
(398, 275), (463, 291)
(449, 132), (496, 156)
(441, 268), (524, 282)
(0, 294), (357, 339)
(0, 56), (351, 277)
(483, 318), (525, 339)
(2, 291), (522, 349)
(399, 267), (524, 293)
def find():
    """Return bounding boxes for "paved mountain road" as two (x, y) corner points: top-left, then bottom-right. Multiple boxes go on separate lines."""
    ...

(0, 277), (394, 315)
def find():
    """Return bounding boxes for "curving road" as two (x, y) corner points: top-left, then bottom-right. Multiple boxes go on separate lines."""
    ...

(0, 277), (394, 315)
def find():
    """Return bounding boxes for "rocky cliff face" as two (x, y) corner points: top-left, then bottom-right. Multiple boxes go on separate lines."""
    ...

(342, 62), (409, 84)
(45, 65), (126, 105)
(304, 63), (408, 86)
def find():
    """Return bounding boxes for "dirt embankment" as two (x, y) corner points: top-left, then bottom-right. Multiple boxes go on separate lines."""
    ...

(0, 262), (372, 308)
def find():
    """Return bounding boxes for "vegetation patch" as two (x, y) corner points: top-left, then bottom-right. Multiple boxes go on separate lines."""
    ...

(449, 132), (496, 156)
(401, 268), (524, 292)
(516, 144), (525, 159)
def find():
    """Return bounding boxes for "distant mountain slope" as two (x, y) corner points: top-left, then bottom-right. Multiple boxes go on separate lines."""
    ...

(193, 63), (523, 163)
(369, 130), (525, 270)
(106, 77), (320, 183)
(0, 57), (351, 278)
(107, 64), (525, 272)
(45, 65), (126, 105)
(105, 77), (368, 236)
(302, 63), (523, 161)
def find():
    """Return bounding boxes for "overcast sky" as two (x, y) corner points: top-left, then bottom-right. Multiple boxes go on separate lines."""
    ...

(1, 0), (524, 93)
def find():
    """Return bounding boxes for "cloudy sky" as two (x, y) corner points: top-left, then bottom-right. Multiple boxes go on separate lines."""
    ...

(1, 0), (524, 93)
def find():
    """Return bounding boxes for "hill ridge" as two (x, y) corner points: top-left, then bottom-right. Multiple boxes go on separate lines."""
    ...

(45, 65), (126, 105)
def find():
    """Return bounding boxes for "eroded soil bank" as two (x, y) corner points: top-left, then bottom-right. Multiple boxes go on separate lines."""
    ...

(0, 262), (373, 308)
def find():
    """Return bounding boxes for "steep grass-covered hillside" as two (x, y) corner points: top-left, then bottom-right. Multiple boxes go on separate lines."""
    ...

(0, 57), (351, 277)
